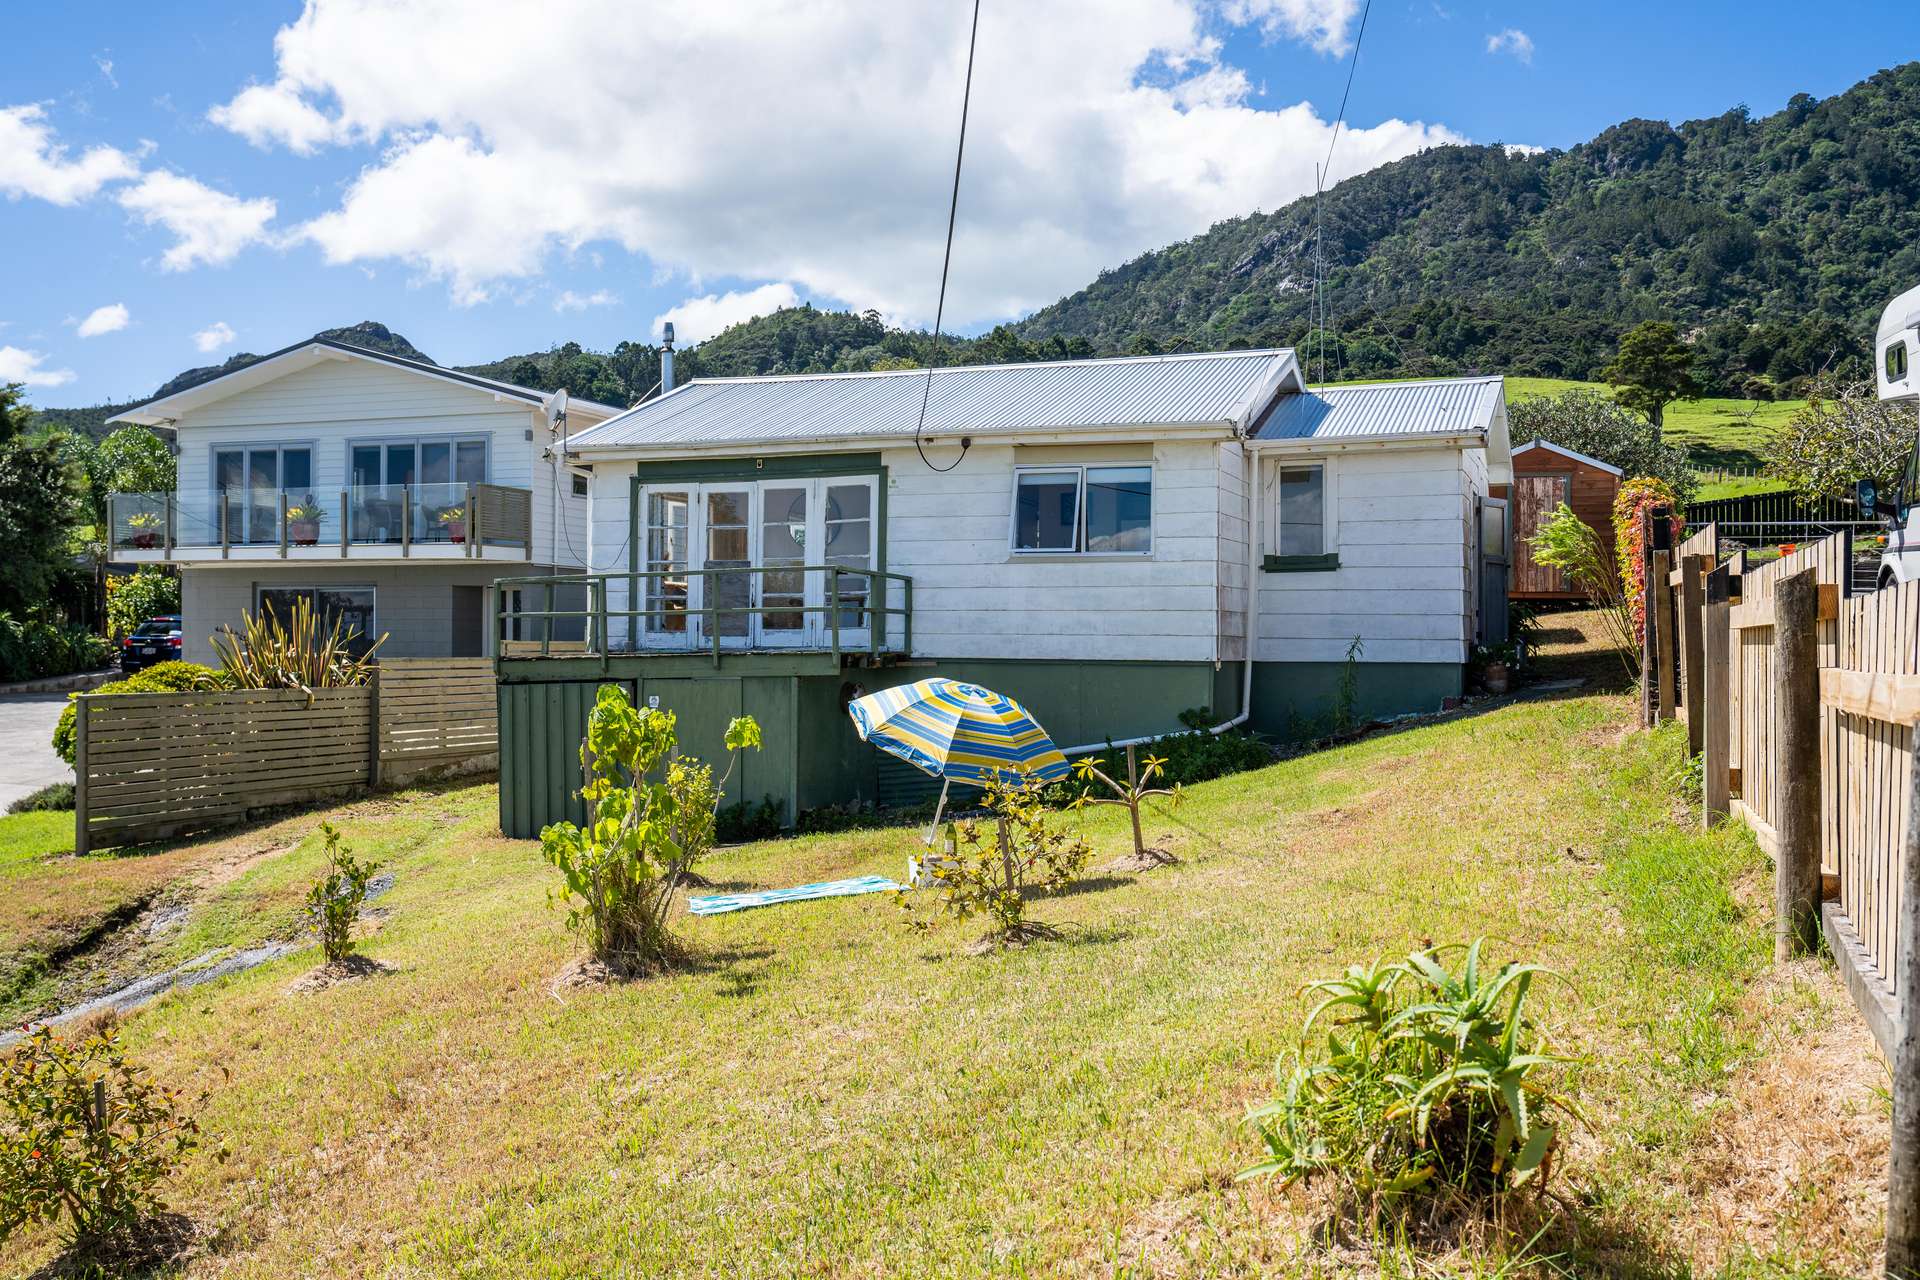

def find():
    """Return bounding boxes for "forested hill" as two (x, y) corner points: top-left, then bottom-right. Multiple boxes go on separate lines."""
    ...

(31, 61), (1920, 428)
(1015, 61), (1920, 396)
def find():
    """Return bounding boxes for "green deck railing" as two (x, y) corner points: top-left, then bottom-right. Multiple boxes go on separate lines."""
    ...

(492, 565), (912, 667)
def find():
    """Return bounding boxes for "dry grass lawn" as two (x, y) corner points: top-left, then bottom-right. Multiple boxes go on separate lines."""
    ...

(0, 640), (1892, 1278)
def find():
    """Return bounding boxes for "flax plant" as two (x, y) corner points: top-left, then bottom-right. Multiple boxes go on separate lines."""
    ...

(201, 596), (384, 698)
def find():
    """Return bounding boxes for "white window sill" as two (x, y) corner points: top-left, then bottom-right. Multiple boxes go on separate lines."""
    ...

(1003, 551), (1155, 563)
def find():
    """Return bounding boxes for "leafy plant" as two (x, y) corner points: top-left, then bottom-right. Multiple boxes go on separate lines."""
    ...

(539, 685), (762, 972)
(52, 661), (216, 764)
(7, 782), (73, 814)
(1528, 502), (1637, 673)
(716, 794), (784, 843)
(1331, 635), (1364, 733)
(1610, 477), (1686, 646)
(284, 499), (326, 524)
(1241, 940), (1577, 1212)
(1069, 745), (1181, 864)
(305, 822), (383, 963)
(1764, 376), (1913, 502)
(104, 567), (179, 643)
(204, 595), (384, 697)
(437, 506), (465, 524)
(0, 1023), (219, 1253)
(899, 774), (1092, 947)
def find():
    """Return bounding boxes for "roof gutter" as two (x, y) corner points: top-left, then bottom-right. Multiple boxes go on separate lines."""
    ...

(1247, 430), (1488, 453)
(565, 421), (1243, 463)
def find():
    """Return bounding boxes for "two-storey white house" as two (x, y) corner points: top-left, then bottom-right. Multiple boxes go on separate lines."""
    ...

(491, 350), (1514, 834)
(105, 339), (624, 661)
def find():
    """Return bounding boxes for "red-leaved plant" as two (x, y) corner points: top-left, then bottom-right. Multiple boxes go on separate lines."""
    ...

(1610, 477), (1685, 645)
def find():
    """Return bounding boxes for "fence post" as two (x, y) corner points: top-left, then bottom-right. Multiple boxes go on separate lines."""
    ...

(1641, 514), (1656, 728)
(1888, 731), (1920, 1277)
(1703, 562), (1733, 825)
(1681, 553), (1709, 754)
(1772, 567), (1822, 962)
(366, 667), (382, 790)
(1653, 548), (1677, 723)
(73, 696), (90, 857)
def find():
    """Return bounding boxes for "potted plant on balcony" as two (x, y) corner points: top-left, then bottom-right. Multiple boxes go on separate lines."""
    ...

(287, 497), (325, 546)
(126, 511), (162, 549)
(438, 504), (466, 544)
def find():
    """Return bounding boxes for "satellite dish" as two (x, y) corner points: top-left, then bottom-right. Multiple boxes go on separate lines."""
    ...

(552, 388), (569, 456)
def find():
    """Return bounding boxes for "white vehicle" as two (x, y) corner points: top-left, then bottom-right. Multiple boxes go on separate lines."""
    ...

(1864, 286), (1920, 587)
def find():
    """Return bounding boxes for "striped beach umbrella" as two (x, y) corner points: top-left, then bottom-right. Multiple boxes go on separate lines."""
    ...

(847, 678), (1070, 786)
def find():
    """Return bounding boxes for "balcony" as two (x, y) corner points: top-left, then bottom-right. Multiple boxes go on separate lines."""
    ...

(107, 484), (534, 563)
(494, 566), (912, 666)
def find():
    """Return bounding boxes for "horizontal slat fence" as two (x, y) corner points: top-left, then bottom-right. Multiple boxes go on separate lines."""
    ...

(377, 658), (499, 785)
(77, 688), (372, 851)
(75, 662), (502, 851)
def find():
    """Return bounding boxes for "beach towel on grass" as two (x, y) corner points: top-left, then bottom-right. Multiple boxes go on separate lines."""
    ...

(688, 875), (902, 916)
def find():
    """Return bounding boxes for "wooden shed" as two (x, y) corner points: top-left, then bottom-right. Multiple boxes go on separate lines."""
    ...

(1491, 439), (1622, 600)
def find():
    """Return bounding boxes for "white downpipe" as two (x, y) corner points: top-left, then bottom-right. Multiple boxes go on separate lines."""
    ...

(1055, 443), (1259, 758)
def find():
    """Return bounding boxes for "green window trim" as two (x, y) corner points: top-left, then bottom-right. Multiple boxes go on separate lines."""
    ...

(1262, 552), (1340, 573)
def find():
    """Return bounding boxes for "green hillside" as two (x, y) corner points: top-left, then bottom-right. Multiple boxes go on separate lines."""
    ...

(1018, 63), (1920, 397)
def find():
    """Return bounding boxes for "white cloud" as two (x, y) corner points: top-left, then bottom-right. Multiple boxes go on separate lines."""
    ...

(193, 321), (237, 353)
(1222, 0), (1361, 54)
(75, 303), (129, 337)
(0, 345), (76, 388)
(208, 81), (340, 155)
(1486, 28), (1534, 64)
(211, 0), (1464, 325)
(94, 55), (118, 89)
(0, 104), (138, 205)
(654, 283), (802, 345)
(115, 171), (277, 271)
(553, 288), (619, 313)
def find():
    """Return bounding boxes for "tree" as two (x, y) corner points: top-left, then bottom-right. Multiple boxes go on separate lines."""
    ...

(1763, 378), (1914, 502)
(0, 432), (86, 616)
(1508, 389), (1698, 503)
(96, 427), (174, 498)
(0, 382), (30, 444)
(1599, 321), (1701, 427)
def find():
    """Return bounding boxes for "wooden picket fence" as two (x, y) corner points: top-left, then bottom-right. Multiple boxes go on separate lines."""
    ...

(74, 660), (499, 852)
(1645, 524), (1906, 1051)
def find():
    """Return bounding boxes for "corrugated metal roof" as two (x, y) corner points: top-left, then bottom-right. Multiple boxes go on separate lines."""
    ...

(565, 350), (1297, 452)
(1252, 377), (1504, 443)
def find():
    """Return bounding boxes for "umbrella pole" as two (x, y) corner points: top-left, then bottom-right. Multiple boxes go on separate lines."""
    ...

(925, 777), (951, 847)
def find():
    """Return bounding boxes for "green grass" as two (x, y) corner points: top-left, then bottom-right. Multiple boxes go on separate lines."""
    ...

(0, 811), (73, 867)
(6, 652), (1876, 1278)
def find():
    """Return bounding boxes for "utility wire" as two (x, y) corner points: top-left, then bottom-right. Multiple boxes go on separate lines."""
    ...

(1312, 0), (1372, 388)
(913, 0), (981, 474)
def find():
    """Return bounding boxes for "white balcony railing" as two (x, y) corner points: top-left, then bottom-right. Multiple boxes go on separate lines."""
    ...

(108, 484), (533, 559)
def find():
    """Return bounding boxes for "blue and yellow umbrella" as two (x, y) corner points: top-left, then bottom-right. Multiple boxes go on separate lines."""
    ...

(847, 678), (1069, 787)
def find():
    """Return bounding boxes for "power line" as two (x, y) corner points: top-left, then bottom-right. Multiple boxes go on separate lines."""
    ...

(1312, 0), (1372, 388)
(913, 0), (981, 474)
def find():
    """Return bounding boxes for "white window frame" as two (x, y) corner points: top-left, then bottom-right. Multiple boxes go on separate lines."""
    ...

(209, 441), (318, 492)
(347, 433), (491, 488)
(1267, 456), (1338, 557)
(1007, 463), (1155, 558)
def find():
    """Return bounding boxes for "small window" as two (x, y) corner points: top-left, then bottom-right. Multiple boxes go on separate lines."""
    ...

(1890, 340), (1910, 384)
(571, 471), (589, 497)
(1276, 464), (1327, 556)
(1011, 465), (1153, 555)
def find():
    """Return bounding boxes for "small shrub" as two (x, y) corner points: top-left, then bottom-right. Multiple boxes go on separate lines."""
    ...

(716, 795), (784, 843)
(1241, 939), (1577, 1212)
(6, 782), (73, 814)
(305, 823), (383, 963)
(1611, 476), (1685, 646)
(899, 774), (1092, 946)
(540, 685), (762, 971)
(52, 661), (218, 764)
(0, 613), (112, 684)
(0, 1024), (218, 1253)
(1069, 745), (1181, 863)
(793, 797), (938, 834)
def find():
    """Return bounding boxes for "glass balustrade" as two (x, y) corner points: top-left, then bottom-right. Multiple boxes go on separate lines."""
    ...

(108, 484), (525, 553)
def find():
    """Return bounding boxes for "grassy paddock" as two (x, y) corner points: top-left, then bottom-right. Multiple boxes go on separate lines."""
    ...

(0, 675), (1885, 1277)
(1504, 375), (1799, 475)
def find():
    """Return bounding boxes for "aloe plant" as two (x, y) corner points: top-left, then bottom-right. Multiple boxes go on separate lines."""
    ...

(1241, 938), (1578, 1207)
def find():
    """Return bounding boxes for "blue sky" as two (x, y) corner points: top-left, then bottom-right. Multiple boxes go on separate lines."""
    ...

(1, 1), (1904, 408)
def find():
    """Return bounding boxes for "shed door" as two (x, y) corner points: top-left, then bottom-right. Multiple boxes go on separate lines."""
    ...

(1512, 474), (1570, 594)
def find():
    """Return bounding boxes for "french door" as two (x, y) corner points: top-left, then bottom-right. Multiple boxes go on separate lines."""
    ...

(636, 477), (878, 650)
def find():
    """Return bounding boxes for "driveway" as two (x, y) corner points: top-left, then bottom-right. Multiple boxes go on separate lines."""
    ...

(0, 693), (74, 810)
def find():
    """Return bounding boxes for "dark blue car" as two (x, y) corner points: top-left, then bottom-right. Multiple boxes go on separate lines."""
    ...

(121, 614), (183, 672)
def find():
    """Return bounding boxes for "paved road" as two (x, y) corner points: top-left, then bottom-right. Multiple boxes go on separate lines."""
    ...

(0, 693), (74, 810)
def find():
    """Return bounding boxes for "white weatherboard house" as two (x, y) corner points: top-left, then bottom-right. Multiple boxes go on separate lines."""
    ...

(105, 340), (623, 662)
(492, 350), (1513, 834)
